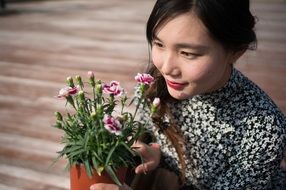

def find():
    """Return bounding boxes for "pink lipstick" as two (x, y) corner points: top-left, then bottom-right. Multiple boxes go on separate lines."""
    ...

(166, 80), (187, 90)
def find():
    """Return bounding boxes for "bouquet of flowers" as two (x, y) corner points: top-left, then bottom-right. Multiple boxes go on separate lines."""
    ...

(53, 71), (159, 186)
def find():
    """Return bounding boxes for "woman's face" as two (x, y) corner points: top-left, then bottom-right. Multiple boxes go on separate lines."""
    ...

(151, 12), (238, 100)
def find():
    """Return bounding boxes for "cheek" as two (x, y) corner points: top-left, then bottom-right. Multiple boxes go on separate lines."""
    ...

(151, 48), (163, 69)
(189, 55), (228, 83)
(184, 59), (214, 81)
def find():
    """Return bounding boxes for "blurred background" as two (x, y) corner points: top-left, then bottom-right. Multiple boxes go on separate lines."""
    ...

(0, 0), (285, 189)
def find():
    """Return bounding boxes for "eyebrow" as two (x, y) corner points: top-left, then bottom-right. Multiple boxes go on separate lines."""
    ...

(153, 35), (209, 51)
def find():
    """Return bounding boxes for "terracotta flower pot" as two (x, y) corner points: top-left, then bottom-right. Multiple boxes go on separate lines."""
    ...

(70, 164), (127, 190)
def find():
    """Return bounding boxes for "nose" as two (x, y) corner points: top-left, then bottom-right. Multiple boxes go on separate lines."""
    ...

(161, 52), (180, 76)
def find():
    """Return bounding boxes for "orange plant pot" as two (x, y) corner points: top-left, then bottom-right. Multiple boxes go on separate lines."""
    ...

(70, 164), (127, 190)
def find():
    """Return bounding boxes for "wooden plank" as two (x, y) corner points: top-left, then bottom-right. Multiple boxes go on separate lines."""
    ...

(0, 0), (285, 189)
(0, 164), (69, 190)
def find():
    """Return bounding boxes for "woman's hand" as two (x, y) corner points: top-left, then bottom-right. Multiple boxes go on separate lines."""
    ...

(90, 183), (132, 190)
(132, 141), (161, 174)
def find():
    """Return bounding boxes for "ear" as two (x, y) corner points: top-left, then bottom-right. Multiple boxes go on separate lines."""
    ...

(229, 50), (246, 64)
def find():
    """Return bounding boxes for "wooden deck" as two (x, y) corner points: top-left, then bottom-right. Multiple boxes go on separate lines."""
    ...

(0, 0), (285, 189)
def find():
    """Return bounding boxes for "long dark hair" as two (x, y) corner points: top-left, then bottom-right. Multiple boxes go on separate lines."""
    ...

(145, 0), (257, 185)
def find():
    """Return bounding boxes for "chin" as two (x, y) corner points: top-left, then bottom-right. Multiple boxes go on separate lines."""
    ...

(168, 89), (192, 100)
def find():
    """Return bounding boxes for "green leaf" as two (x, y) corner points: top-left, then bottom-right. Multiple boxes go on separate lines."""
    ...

(67, 147), (85, 158)
(92, 151), (103, 165)
(84, 159), (93, 177)
(105, 142), (118, 166)
(84, 130), (90, 151)
(91, 156), (99, 170)
(119, 142), (136, 157)
(105, 165), (122, 186)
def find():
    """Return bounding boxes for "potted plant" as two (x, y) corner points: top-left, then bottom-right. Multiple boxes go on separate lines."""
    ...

(52, 71), (159, 190)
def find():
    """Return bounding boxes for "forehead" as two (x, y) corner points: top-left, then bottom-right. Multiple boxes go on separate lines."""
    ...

(155, 12), (214, 46)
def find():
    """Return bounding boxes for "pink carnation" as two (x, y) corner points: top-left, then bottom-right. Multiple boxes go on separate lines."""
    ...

(103, 115), (122, 136)
(57, 86), (79, 99)
(135, 73), (154, 85)
(103, 81), (123, 96)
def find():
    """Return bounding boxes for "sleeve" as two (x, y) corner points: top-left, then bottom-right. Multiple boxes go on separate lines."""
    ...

(158, 152), (175, 170)
(139, 105), (180, 174)
(212, 114), (286, 190)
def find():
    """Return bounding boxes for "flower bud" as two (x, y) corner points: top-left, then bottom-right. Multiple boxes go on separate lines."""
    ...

(78, 106), (84, 114)
(95, 83), (103, 95)
(75, 75), (84, 88)
(54, 121), (62, 129)
(121, 114), (128, 122)
(88, 71), (95, 79)
(88, 71), (96, 87)
(152, 97), (160, 107)
(78, 90), (85, 102)
(54, 111), (63, 121)
(151, 97), (160, 116)
(96, 104), (103, 116)
(91, 112), (97, 120)
(66, 76), (75, 88)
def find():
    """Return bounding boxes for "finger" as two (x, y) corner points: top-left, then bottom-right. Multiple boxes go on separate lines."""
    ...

(131, 140), (146, 149)
(90, 183), (119, 190)
(132, 141), (149, 155)
(133, 141), (160, 149)
(90, 183), (131, 190)
(132, 141), (160, 154)
(135, 160), (157, 174)
(149, 143), (160, 149)
(134, 163), (147, 174)
(90, 184), (97, 190)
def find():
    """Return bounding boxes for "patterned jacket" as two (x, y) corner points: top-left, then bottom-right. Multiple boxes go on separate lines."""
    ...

(141, 68), (286, 190)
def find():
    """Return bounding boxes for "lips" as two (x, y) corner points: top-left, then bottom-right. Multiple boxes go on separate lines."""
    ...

(166, 80), (187, 90)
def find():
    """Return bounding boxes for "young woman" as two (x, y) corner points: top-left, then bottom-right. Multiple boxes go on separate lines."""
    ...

(91, 0), (286, 189)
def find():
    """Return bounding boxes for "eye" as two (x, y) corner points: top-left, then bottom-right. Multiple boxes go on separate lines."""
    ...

(152, 41), (164, 48)
(180, 51), (201, 59)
